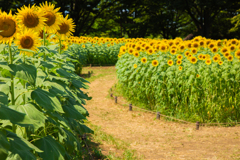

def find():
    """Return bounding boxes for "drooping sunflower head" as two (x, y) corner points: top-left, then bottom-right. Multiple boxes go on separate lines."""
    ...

(167, 60), (173, 66)
(0, 11), (18, 44)
(57, 14), (75, 39)
(152, 60), (159, 67)
(190, 57), (197, 64)
(141, 57), (147, 63)
(15, 29), (41, 56)
(17, 4), (46, 33)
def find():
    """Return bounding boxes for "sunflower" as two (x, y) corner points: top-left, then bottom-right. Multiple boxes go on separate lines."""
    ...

(152, 60), (159, 67)
(213, 55), (219, 62)
(0, 11), (18, 44)
(120, 46), (126, 53)
(176, 60), (182, 65)
(179, 66), (182, 71)
(190, 57), (197, 64)
(196, 74), (200, 78)
(231, 39), (238, 45)
(17, 4), (46, 33)
(208, 42), (215, 49)
(141, 57), (147, 63)
(133, 51), (140, 57)
(147, 47), (154, 55)
(198, 54), (203, 60)
(135, 44), (141, 52)
(56, 15), (75, 39)
(39, 1), (63, 33)
(218, 60), (223, 65)
(133, 64), (137, 68)
(191, 48), (198, 55)
(216, 40), (223, 47)
(184, 51), (190, 57)
(118, 53), (122, 58)
(170, 48), (177, 55)
(205, 59), (212, 65)
(177, 54), (183, 60)
(128, 48), (134, 54)
(227, 55), (233, 61)
(192, 42), (199, 48)
(178, 44), (185, 51)
(61, 41), (68, 51)
(235, 50), (240, 58)
(15, 29), (41, 56)
(211, 47), (218, 53)
(224, 52), (230, 58)
(199, 40), (205, 47)
(167, 60), (173, 66)
(220, 47), (228, 54)
(229, 45), (236, 52)
(160, 44), (168, 52)
(144, 45), (150, 51)
(82, 44), (85, 48)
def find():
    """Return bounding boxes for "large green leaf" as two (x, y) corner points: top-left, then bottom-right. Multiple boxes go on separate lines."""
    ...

(0, 130), (10, 160)
(0, 83), (10, 95)
(7, 131), (42, 160)
(34, 135), (65, 160)
(9, 103), (46, 131)
(0, 92), (8, 105)
(62, 105), (86, 120)
(9, 64), (37, 86)
(0, 62), (13, 72)
(0, 105), (32, 125)
(31, 88), (64, 113)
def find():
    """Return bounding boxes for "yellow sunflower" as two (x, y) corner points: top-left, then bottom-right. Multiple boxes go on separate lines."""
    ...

(235, 50), (240, 59)
(152, 60), (159, 67)
(56, 15), (75, 39)
(141, 57), (147, 63)
(220, 47), (229, 54)
(191, 48), (198, 55)
(0, 11), (18, 44)
(229, 45), (236, 52)
(39, 1), (62, 33)
(227, 55), (233, 61)
(17, 4), (46, 33)
(134, 64), (137, 68)
(61, 41), (68, 51)
(213, 55), (219, 62)
(211, 47), (218, 53)
(15, 29), (41, 56)
(205, 59), (212, 65)
(218, 60), (223, 65)
(170, 48), (177, 55)
(177, 54), (183, 60)
(147, 47), (154, 55)
(179, 66), (182, 71)
(133, 52), (140, 57)
(128, 48), (134, 54)
(167, 60), (173, 66)
(198, 54), (203, 60)
(196, 74), (200, 78)
(190, 57), (197, 64)
(176, 60), (182, 65)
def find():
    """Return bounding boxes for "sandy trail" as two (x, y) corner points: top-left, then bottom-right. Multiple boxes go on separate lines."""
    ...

(84, 66), (240, 160)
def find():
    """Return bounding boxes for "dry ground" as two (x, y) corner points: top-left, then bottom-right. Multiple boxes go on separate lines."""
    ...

(83, 66), (240, 160)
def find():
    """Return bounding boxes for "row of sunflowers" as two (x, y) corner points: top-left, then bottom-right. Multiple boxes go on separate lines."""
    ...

(116, 36), (240, 123)
(0, 2), (94, 160)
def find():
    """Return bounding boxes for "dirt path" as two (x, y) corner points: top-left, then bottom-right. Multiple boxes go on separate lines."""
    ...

(84, 66), (240, 160)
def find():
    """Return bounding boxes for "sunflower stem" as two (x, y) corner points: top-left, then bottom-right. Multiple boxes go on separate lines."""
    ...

(59, 38), (62, 54)
(43, 30), (46, 72)
(9, 44), (16, 133)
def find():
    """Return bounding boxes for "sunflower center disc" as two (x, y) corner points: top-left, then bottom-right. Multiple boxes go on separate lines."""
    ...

(24, 13), (39, 28)
(44, 11), (56, 26)
(0, 19), (16, 37)
(58, 23), (69, 34)
(21, 36), (33, 49)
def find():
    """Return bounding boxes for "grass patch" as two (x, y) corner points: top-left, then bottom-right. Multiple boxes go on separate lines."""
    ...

(87, 123), (143, 160)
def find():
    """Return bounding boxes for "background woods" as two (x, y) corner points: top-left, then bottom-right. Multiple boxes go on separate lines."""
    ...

(1, 0), (240, 38)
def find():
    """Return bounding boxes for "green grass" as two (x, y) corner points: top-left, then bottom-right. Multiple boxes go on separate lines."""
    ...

(87, 123), (143, 160)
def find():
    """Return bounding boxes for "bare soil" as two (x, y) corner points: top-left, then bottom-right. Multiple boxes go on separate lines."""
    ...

(83, 66), (240, 160)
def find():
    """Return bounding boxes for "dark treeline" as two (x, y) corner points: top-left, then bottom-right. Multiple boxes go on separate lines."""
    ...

(1, 0), (240, 39)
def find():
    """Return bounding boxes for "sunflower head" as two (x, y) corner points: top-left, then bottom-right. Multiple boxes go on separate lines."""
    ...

(17, 4), (46, 33)
(0, 11), (18, 44)
(191, 48), (198, 55)
(229, 45), (236, 52)
(128, 48), (134, 54)
(213, 55), (219, 62)
(134, 64), (137, 68)
(198, 54), (203, 60)
(141, 57), (147, 63)
(196, 74), (200, 78)
(57, 15), (75, 39)
(205, 59), (212, 65)
(179, 66), (182, 71)
(176, 60), (182, 65)
(167, 60), (173, 66)
(170, 49), (177, 55)
(190, 57), (197, 64)
(218, 60), (223, 65)
(211, 47), (218, 53)
(227, 55), (233, 61)
(235, 50), (240, 58)
(134, 52), (140, 57)
(177, 54), (183, 60)
(152, 60), (159, 67)
(15, 29), (41, 56)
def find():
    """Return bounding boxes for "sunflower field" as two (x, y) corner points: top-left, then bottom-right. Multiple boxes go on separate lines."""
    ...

(65, 36), (126, 74)
(116, 36), (240, 123)
(0, 2), (93, 160)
